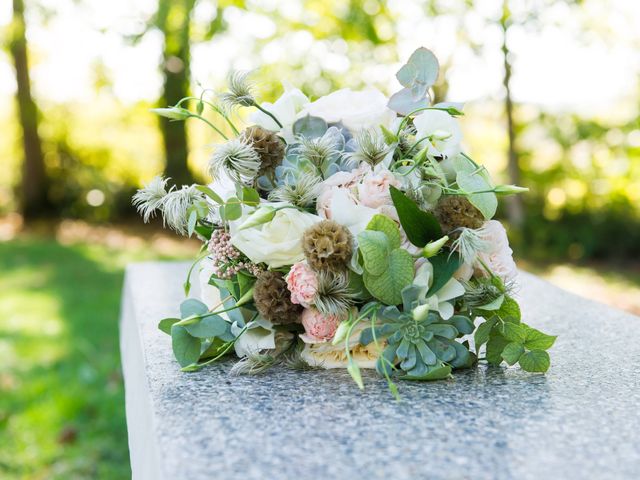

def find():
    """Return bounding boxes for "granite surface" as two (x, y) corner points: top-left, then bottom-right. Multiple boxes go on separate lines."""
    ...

(120, 262), (640, 480)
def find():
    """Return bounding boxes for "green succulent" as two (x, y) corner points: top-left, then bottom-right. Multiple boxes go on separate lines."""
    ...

(360, 285), (475, 380)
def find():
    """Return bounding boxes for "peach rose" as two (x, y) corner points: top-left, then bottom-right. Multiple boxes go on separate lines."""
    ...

(357, 168), (401, 209)
(476, 220), (518, 282)
(285, 262), (318, 307)
(300, 308), (341, 343)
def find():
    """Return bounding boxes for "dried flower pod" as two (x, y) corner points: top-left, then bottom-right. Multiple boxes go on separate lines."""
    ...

(253, 271), (302, 325)
(434, 195), (485, 234)
(302, 220), (353, 272)
(240, 125), (285, 179)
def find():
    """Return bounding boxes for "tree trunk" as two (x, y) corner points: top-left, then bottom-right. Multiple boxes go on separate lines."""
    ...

(9, 0), (50, 220)
(500, 1), (524, 228)
(158, 0), (196, 187)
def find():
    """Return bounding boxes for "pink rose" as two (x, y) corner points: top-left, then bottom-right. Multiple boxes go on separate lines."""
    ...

(300, 308), (341, 343)
(285, 262), (318, 307)
(476, 220), (518, 282)
(357, 168), (401, 209)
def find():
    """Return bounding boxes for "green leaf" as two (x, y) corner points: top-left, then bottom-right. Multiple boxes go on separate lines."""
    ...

(366, 214), (401, 249)
(150, 107), (190, 120)
(452, 155), (497, 219)
(502, 323), (527, 343)
(158, 318), (179, 335)
(357, 230), (390, 276)
(428, 251), (461, 295)
(184, 315), (229, 338)
(196, 100), (204, 115)
(220, 198), (242, 221)
(363, 248), (414, 305)
(180, 299), (208, 319)
(518, 350), (551, 373)
(389, 186), (442, 247)
(486, 332), (509, 365)
(523, 327), (557, 351)
(236, 186), (260, 206)
(402, 363), (451, 381)
(195, 185), (223, 204)
(477, 294), (504, 311)
(347, 360), (364, 390)
(171, 325), (202, 367)
(292, 115), (328, 139)
(187, 209), (197, 237)
(499, 296), (521, 323)
(501, 342), (525, 366)
(474, 317), (497, 347)
(237, 271), (256, 298)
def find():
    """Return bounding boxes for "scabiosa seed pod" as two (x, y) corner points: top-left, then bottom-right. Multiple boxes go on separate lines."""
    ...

(253, 271), (302, 325)
(434, 195), (485, 234)
(240, 125), (285, 179)
(302, 220), (353, 272)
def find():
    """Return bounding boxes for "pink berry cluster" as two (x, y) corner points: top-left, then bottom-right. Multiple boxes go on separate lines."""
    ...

(208, 229), (262, 279)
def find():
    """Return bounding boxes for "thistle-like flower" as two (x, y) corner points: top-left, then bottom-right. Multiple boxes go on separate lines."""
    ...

(296, 132), (341, 170)
(219, 71), (256, 109)
(450, 226), (491, 265)
(314, 271), (356, 317)
(132, 176), (170, 223)
(462, 277), (517, 309)
(161, 185), (203, 235)
(350, 129), (390, 167)
(268, 175), (322, 208)
(209, 138), (261, 184)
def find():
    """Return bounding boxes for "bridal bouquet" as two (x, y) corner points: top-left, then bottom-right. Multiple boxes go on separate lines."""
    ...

(134, 48), (555, 396)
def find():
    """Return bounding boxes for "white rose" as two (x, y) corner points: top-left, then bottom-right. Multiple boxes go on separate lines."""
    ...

(249, 83), (309, 143)
(300, 322), (383, 369)
(476, 220), (518, 282)
(413, 110), (462, 159)
(324, 188), (378, 236)
(230, 205), (320, 268)
(300, 88), (396, 132)
(414, 261), (465, 319)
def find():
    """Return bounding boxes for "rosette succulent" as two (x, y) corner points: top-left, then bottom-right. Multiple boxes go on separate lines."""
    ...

(360, 285), (475, 380)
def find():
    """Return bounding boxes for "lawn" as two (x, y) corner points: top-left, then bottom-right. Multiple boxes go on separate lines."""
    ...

(0, 221), (638, 479)
(0, 222), (197, 480)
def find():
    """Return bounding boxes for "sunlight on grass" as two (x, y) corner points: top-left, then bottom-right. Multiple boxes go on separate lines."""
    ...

(0, 228), (196, 480)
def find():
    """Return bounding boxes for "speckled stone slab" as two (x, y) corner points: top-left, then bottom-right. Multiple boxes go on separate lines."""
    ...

(120, 262), (640, 480)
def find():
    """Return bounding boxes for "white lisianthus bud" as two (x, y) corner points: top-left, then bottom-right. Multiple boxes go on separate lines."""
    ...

(494, 184), (529, 195)
(150, 107), (191, 120)
(422, 235), (449, 258)
(412, 304), (430, 322)
(331, 321), (351, 346)
(430, 129), (453, 141)
(237, 206), (276, 231)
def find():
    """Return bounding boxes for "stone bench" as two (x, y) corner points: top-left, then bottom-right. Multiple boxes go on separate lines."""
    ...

(119, 261), (640, 480)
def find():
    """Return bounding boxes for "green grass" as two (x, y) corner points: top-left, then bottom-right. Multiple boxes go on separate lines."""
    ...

(0, 234), (194, 479)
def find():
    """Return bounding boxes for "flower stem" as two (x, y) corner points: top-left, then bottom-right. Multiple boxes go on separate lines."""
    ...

(252, 101), (283, 128)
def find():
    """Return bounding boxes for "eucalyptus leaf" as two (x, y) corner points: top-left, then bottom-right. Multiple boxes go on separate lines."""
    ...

(171, 325), (202, 367)
(388, 88), (430, 116)
(158, 317), (179, 335)
(184, 314), (229, 338)
(180, 298), (208, 319)
(292, 115), (328, 139)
